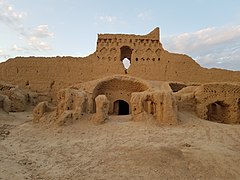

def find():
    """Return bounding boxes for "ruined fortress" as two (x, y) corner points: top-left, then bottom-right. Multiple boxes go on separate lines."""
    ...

(0, 28), (240, 125)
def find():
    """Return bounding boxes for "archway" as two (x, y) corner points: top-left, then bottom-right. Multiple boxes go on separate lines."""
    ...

(113, 100), (129, 115)
(92, 76), (150, 113)
(206, 101), (229, 123)
(120, 46), (132, 73)
(120, 46), (132, 61)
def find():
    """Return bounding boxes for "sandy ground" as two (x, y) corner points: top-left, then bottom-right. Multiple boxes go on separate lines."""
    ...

(0, 110), (240, 180)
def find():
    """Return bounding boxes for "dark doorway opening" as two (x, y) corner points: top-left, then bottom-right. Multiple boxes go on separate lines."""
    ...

(169, 83), (187, 92)
(206, 101), (229, 123)
(114, 100), (129, 115)
(120, 46), (132, 61)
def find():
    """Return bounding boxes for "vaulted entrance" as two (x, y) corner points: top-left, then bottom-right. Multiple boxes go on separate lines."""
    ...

(206, 101), (229, 123)
(92, 76), (150, 114)
(113, 100), (129, 115)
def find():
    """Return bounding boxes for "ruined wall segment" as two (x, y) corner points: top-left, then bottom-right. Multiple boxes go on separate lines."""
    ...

(0, 27), (240, 94)
(0, 56), (95, 93)
(195, 83), (240, 124)
(96, 27), (162, 63)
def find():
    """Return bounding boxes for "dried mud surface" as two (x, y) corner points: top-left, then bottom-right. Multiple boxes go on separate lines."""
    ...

(0, 111), (240, 180)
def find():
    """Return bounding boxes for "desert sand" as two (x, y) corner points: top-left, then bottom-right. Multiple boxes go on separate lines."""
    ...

(1, 110), (240, 180)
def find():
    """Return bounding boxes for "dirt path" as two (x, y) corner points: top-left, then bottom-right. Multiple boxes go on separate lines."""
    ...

(0, 111), (240, 180)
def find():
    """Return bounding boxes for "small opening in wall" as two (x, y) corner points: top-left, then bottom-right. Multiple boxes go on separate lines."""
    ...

(114, 100), (129, 115)
(120, 46), (132, 74)
(207, 101), (230, 124)
(122, 58), (131, 69)
(26, 81), (29, 86)
(136, 58), (138, 61)
(169, 83), (187, 92)
(50, 80), (55, 89)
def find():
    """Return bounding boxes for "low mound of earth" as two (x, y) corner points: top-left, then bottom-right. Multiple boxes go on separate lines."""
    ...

(0, 110), (240, 180)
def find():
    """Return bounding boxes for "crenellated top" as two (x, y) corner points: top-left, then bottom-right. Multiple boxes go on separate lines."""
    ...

(98, 27), (160, 41)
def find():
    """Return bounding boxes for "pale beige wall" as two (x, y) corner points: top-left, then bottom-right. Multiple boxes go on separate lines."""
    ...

(195, 83), (240, 123)
(0, 28), (240, 93)
(91, 77), (150, 113)
(1, 51), (240, 94)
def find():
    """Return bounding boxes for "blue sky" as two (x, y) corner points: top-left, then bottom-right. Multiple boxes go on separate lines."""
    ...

(0, 0), (240, 70)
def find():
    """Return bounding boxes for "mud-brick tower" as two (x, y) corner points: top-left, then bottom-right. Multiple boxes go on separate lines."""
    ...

(96, 28), (163, 72)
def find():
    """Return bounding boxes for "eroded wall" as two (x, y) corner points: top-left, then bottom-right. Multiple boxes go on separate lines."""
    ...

(92, 77), (150, 114)
(0, 28), (240, 94)
(33, 75), (179, 126)
(195, 83), (240, 124)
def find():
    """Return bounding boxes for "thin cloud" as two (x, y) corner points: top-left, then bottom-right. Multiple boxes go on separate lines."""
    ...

(137, 10), (152, 21)
(164, 25), (240, 54)
(98, 15), (117, 23)
(0, 48), (10, 61)
(31, 25), (54, 38)
(28, 36), (52, 51)
(11, 37), (52, 53)
(0, 0), (25, 22)
(162, 25), (240, 70)
(0, 0), (54, 56)
(0, 0), (26, 35)
(12, 44), (23, 51)
(194, 45), (240, 70)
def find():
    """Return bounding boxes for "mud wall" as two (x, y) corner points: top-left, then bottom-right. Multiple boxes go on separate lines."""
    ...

(1, 51), (240, 94)
(0, 27), (240, 93)
(195, 83), (240, 124)
(0, 54), (125, 93)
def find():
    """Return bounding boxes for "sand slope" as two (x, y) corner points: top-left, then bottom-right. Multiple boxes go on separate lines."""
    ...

(0, 111), (240, 180)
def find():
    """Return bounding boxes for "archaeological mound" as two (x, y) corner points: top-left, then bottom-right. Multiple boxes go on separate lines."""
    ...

(0, 27), (239, 125)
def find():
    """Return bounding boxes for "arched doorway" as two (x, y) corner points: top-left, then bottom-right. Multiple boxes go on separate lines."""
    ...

(120, 46), (132, 61)
(92, 76), (150, 114)
(206, 101), (229, 123)
(113, 100), (129, 115)
(120, 46), (132, 73)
